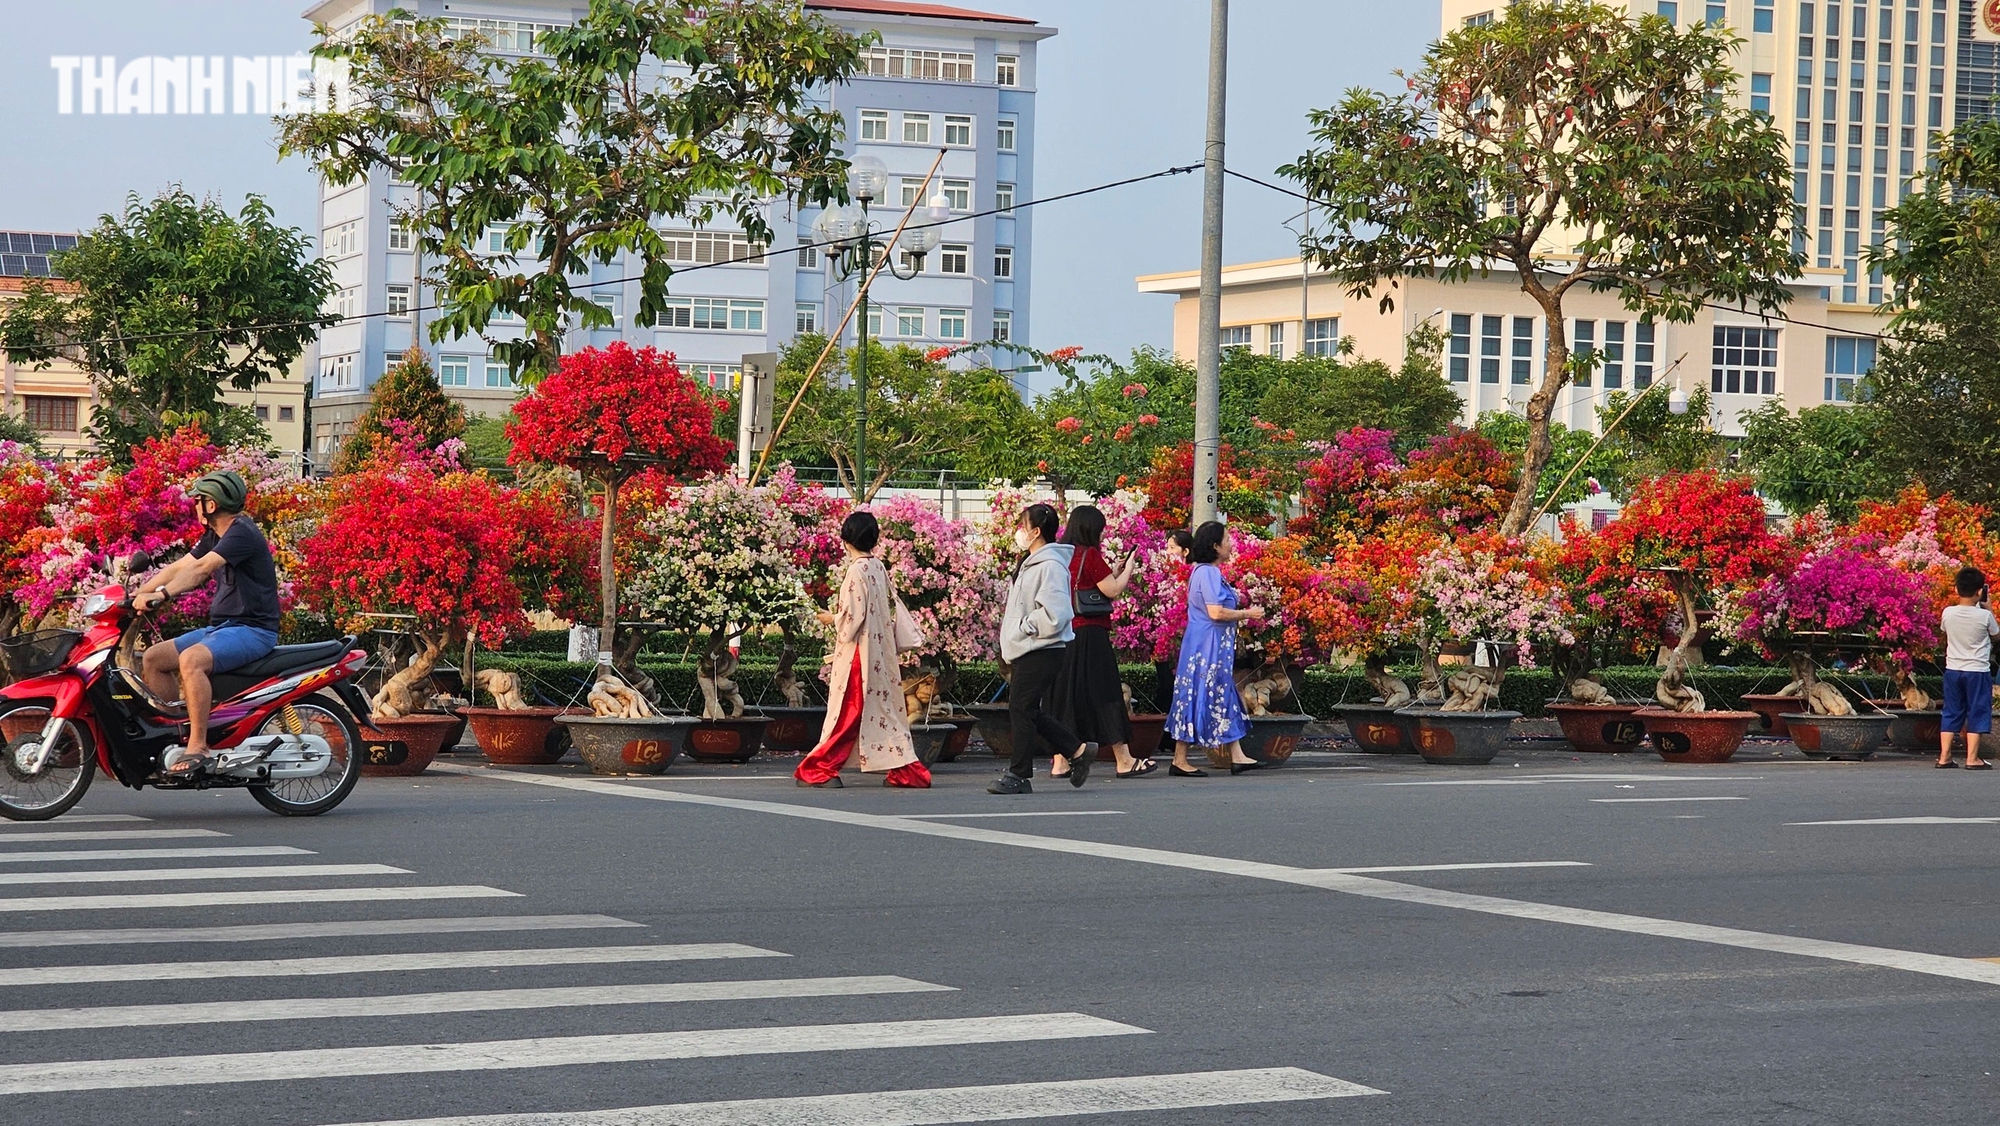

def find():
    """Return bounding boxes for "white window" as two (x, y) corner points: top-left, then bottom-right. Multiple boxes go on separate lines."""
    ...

(796, 302), (820, 335)
(863, 46), (976, 82)
(659, 297), (763, 332)
(993, 246), (1013, 278)
(900, 179), (926, 208)
(1635, 321), (1656, 388)
(902, 112), (931, 144)
(1267, 323), (1285, 358)
(859, 109), (889, 141)
(331, 287), (356, 320)
(996, 54), (1018, 86)
(944, 114), (973, 146)
(319, 353), (357, 389)
(490, 305), (523, 325)
(1447, 314), (1471, 382)
(939, 243), (969, 275)
(438, 15), (565, 55)
(1712, 326), (1779, 395)
(939, 308), (967, 340)
(897, 306), (925, 337)
(1510, 316), (1535, 384)
(997, 117), (1017, 152)
(654, 301), (692, 329)
(484, 359), (513, 389)
(1304, 316), (1339, 357)
(1571, 319), (1596, 387)
(590, 293), (618, 329)
(797, 237), (819, 269)
(323, 220), (359, 259)
(1220, 325), (1253, 353)
(686, 363), (743, 390)
(658, 228), (766, 265)
(387, 222), (413, 252)
(942, 179), (971, 210)
(728, 299), (765, 332)
(896, 247), (924, 274)
(254, 404), (269, 422)
(385, 284), (411, 318)
(1479, 315), (1503, 384)
(1825, 335), (1876, 402)
(867, 305), (882, 338)
(993, 310), (1012, 342)
(1601, 320), (1627, 389)
(995, 183), (1015, 214)
(438, 354), (469, 387)
(383, 352), (404, 375)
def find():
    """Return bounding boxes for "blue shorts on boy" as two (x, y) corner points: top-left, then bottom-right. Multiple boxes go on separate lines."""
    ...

(1941, 669), (1994, 735)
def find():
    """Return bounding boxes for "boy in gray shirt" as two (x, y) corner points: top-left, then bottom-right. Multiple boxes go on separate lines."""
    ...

(1939, 567), (1999, 769)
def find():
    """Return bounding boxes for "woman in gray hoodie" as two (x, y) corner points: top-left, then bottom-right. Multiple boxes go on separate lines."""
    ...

(989, 503), (1100, 795)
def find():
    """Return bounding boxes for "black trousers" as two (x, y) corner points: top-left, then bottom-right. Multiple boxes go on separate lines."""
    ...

(1008, 645), (1084, 779)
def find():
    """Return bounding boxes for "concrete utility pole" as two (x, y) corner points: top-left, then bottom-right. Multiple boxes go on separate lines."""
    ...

(1191, 0), (1228, 529)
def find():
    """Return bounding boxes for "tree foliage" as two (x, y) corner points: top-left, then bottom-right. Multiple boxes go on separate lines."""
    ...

(1281, 1), (1798, 534)
(279, 0), (866, 382)
(332, 348), (468, 475)
(0, 189), (333, 461)
(1734, 400), (1894, 520)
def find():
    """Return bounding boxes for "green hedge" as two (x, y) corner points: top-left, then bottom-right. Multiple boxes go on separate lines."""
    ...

(1294, 665), (1942, 719)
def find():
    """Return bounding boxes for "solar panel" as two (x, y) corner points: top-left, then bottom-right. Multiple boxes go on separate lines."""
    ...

(5, 234), (31, 254)
(0, 255), (24, 276)
(29, 234), (55, 255)
(23, 256), (49, 276)
(52, 235), (77, 251)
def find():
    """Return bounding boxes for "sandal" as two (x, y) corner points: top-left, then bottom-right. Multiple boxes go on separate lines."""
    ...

(163, 748), (211, 776)
(1117, 759), (1159, 779)
(1968, 761), (1993, 771)
(1936, 760), (1960, 769)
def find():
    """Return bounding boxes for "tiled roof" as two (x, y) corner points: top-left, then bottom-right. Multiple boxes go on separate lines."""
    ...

(807, 0), (1035, 26)
(0, 232), (78, 279)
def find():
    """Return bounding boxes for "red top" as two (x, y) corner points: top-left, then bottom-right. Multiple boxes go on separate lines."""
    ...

(1071, 546), (1114, 629)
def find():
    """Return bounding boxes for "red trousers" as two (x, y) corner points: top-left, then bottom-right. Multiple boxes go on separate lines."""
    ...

(794, 653), (931, 788)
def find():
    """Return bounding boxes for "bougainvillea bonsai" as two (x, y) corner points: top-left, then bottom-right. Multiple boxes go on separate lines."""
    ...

(508, 343), (731, 695)
(0, 441), (78, 652)
(1406, 530), (1571, 711)
(1302, 522), (1441, 707)
(1737, 540), (1938, 715)
(1294, 427), (1401, 554)
(1597, 472), (1792, 712)
(624, 474), (813, 718)
(1542, 516), (1675, 704)
(1377, 428), (1517, 537)
(868, 496), (1007, 689)
(1138, 442), (1281, 531)
(1845, 486), (1999, 706)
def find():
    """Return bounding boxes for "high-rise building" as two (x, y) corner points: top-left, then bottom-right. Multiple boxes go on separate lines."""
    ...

(300, 0), (1053, 462)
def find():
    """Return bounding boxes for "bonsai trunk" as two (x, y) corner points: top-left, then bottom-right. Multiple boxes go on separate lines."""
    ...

(1362, 654), (1413, 708)
(596, 473), (618, 674)
(1653, 576), (1707, 713)
(1558, 640), (1616, 705)
(1441, 653), (1504, 713)
(697, 629), (744, 720)
(771, 620), (807, 708)
(1782, 651), (1853, 716)
(609, 628), (660, 708)
(372, 631), (446, 720)
(1415, 644), (1446, 706)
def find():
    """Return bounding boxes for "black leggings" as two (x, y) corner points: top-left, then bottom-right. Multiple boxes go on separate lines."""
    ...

(1008, 646), (1084, 779)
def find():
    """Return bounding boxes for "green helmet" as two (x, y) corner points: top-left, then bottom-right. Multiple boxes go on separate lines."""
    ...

(190, 469), (248, 513)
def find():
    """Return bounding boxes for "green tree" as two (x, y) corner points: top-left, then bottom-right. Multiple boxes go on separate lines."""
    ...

(279, 0), (866, 383)
(1594, 385), (1725, 495)
(0, 189), (333, 461)
(1734, 399), (1893, 520)
(1475, 412), (1616, 509)
(0, 414), (43, 455)
(332, 349), (468, 474)
(1255, 324), (1463, 449)
(460, 416), (513, 469)
(1280, 1), (1798, 535)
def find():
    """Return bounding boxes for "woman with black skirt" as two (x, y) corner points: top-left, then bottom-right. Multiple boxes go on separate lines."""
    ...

(1051, 505), (1159, 779)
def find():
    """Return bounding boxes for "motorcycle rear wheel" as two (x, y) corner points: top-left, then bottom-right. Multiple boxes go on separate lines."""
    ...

(0, 704), (96, 822)
(248, 694), (362, 817)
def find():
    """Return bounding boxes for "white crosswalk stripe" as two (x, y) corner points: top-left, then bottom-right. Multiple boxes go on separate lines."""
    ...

(0, 828), (1384, 1122)
(0, 814), (151, 826)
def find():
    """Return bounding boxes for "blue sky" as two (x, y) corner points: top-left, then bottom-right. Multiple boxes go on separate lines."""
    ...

(0, 1), (1438, 378)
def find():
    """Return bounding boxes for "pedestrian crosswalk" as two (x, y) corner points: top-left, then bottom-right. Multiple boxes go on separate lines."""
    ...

(0, 812), (1385, 1123)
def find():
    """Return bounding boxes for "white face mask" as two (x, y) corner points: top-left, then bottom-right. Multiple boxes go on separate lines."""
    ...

(1013, 528), (1033, 552)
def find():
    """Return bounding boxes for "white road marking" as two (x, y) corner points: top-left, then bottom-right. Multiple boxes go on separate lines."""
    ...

(0, 914), (640, 949)
(1375, 773), (1763, 787)
(899, 811), (1127, 820)
(0, 846), (313, 864)
(0, 885), (518, 914)
(0, 814), (150, 827)
(0, 1013), (1147, 1094)
(0, 975), (951, 1032)
(326, 1068), (1383, 1126)
(0, 941), (785, 987)
(0, 829), (227, 844)
(1312, 861), (1591, 874)
(1591, 797), (1748, 804)
(0, 862), (406, 886)
(1788, 816), (2000, 826)
(436, 764), (2000, 989)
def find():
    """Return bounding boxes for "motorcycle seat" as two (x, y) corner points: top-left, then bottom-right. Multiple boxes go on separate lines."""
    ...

(211, 640), (351, 698)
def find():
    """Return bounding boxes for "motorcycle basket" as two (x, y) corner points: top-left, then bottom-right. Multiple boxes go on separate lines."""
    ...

(0, 629), (84, 680)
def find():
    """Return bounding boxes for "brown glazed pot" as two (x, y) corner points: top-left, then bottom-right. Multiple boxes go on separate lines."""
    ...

(1201, 714), (1316, 769)
(753, 706), (829, 755)
(683, 716), (771, 764)
(1739, 695), (1799, 737)
(909, 723), (956, 767)
(462, 706), (577, 766)
(967, 703), (1013, 759)
(1394, 709), (1521, 766)
(1885, 709), (1943, 753)
(937, 715), (979, 763)
(1333, 703), (1414, 754)
(559, 715), (696, 776)
(1546, 703), (1648, 754)
(1782, 712), (1894, 761)
(359, 713), (460, 777)
(1127, 714), (1167, 760)
(1634, 708), (1757, 764)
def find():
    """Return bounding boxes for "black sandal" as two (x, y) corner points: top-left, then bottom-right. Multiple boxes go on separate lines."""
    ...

(1936, 760), (1960, 769)
(163, 749), (211, 777)
(1169, 764), (1207, 777)
(1117, 759), (1159, 779)
(1968, 762), (1993, 770)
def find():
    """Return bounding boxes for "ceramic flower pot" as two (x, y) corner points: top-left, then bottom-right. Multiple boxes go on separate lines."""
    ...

(753, 706), (828, 754)
(1127, 714), (1167, 761)
(359, 713), (460, 777)
(937, 715), (978, 763)
(1739, 695), (1799, 737)
(559, 715), (696, 776)
(1885, 709), (1943, 754)
(461, 706), (578, 766)
(1332, 703), (1414, 754)
(1782, 712), (1894, 761)
(1546, 703), (1648, 754)
(1394, 709), (1521, 765)
(683, 716), (771, 764)
(1633, 708), (1757, 764)
(1241, 713), (1312, 764)
(909, 723), (956, 767)
(967, 703), (1013, 759)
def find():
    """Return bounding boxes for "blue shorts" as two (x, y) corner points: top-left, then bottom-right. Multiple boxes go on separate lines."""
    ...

(174, 625), (279, 676)
(1941, 669), (1995, 735)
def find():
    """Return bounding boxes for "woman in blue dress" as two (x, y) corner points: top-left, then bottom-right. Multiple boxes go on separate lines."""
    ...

(1167, 521), (1268, 777)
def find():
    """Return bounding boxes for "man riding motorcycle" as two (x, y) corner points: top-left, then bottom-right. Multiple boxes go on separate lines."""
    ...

(133, 469), (282, 776)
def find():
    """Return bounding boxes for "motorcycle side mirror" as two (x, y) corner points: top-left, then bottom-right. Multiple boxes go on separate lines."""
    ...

(124, 549), (153, 574)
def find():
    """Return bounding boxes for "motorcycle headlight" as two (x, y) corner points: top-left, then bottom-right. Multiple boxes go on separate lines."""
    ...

(80, 592), (116, 618)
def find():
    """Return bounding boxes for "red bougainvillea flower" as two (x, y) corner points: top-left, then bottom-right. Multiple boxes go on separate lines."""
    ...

(923, 346), (954, 363)
(1054, 416), (1082, 434)
(1114, 424), (1135, 442)
(1137, 414), (1160, 426)
(508, 343), (730, 485)
(1049, 346), (1084, 363)
(1122, 383), (1149, 398)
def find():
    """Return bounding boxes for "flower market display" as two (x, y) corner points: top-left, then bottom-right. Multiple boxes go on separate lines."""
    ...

(869, 496), (1007, 680)
(1738, 540), (1938, 715)
(1405, 531), (1571, 711)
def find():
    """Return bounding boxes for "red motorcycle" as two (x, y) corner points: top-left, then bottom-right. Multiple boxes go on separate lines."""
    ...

(0, 569), (370, 822)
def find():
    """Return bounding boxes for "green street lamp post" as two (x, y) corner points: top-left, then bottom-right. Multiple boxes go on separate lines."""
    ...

(813, 155), (946, 500)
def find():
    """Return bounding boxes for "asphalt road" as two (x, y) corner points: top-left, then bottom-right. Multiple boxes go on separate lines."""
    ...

(3, 736), (1997, 1125)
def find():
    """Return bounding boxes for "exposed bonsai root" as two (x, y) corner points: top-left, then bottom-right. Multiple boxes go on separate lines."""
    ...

(372, 636), (443, 720)
(1441, 665), (1502, 712)
(1787, 652), (1853, 717)
(474, 669), (529, 710)
(588, 674), (656, 718)
(771, 623), (807, 708)
(1565, 674), (1617, 706)
(1363, 656), (1414, 709)
(697, 632), (744, 721)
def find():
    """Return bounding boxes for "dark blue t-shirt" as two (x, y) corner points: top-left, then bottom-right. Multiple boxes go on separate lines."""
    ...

(194, 518), (281, 633)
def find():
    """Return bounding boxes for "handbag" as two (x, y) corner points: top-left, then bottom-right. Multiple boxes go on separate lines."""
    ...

(891, 596), (926, 652)
(1072, 552), (1114, 617)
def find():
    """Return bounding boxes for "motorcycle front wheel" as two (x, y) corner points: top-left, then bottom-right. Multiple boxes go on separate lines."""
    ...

(248, 693), (362, 817)
(0, 704), (96, 821)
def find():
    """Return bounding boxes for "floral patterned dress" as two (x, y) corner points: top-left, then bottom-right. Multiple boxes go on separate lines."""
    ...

(795, 556), (929, 787)
(1167, 563), (1248, 748)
